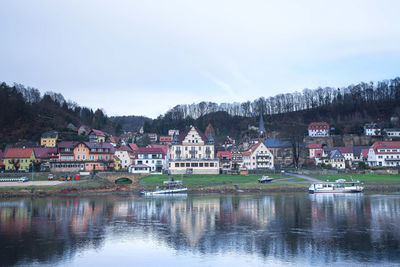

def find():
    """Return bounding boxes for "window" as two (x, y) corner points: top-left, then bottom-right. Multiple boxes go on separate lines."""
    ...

(77, 155), (80, 160)
(83, 155), (86, 160)
(175, 163), (179, 167)
(78, 148), (80, 152)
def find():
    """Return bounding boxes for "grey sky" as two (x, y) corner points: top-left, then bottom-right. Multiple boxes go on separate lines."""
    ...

(1, 0), (400, 118)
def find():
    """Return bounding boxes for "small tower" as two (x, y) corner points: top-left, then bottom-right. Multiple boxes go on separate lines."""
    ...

(207, 132), (215, 145)
(258, 112), (266, 138)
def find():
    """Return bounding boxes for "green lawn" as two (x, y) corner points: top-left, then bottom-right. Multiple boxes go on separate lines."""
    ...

(139, 174), (307, 189)
(0, 177), (111, 193)
(319, 174), (400, 183)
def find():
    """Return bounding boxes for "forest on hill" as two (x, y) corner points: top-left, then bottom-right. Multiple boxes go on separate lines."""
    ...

(145, 77), (400, 142)
(0, 82), (118, 146)
(2, 76), (400, 147)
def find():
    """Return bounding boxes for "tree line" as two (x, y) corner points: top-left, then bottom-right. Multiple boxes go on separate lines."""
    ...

(163, 77), (400, 119)
(0, 82), (116, 146)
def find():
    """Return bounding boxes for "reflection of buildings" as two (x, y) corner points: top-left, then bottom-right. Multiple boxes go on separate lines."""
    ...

(2, 194), (400, 266)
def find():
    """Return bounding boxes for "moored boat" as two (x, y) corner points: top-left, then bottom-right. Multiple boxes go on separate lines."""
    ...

(140, 180), (188, 196)
(309, 179), (363, 193)
(258, 176), (273, 183)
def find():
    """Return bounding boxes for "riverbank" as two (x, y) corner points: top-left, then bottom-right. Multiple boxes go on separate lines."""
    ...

(1, 173), (400, 198)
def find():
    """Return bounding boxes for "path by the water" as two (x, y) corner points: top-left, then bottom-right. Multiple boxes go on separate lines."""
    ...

(0, 181), (65, 187)
(285, 172), (321, 183)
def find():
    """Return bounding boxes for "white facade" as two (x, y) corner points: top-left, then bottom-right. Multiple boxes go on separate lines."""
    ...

(384, 129), (400, 137)
(114, 150), (132, 169)
(368, 144), (400, 167)
(135, 152), (165, 173)
(169, 126), (219, 174)
(129, 164), (151, 174)
(168, 129), (180, 136)
(242, 142), (274, 170)
(364, 124), (381, 136)
(308, 129), (329, 137)
(308, 123), (330, 137)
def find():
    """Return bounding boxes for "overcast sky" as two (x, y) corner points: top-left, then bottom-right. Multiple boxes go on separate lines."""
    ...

(1, 0), (400, 118)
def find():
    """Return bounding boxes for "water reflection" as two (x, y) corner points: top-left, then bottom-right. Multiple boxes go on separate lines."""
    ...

(0, 193), (400, 266)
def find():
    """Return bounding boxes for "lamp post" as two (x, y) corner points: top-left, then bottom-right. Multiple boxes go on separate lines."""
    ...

(31, 161), (34, 181)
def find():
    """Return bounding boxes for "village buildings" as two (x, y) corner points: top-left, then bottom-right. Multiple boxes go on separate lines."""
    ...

(40, 132), (58, 147)
(168, 126), (219, 174)
(308, 122), (330, 137)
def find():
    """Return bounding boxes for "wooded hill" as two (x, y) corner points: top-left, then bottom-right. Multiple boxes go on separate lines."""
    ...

(145, 77), (400, 143)
(0, 82), (119, 147)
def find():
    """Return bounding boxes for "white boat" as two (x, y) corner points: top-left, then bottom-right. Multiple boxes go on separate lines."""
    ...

(258, 176), (273, 183)
(309, 179), (363, 194)
(141, 180), (188, 196)
(141, 186), (188, 196)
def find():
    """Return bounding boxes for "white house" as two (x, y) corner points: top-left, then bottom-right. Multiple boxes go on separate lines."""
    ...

(367, 141), (400, 167)
(168, 126), (219, 174)
(384, 128), (400, 137)
(134, 147), (165, 173)
(242, 141), (274, 170)
(129, 164), (151, 174)
(364, 123), (381, 136)
(114, 145), (133, 169)
(308, 122), (330, 137)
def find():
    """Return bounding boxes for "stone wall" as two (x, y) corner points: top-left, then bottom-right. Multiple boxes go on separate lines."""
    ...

(96, 172), (147, 183)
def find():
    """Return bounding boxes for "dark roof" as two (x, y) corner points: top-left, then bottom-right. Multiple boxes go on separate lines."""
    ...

(33, 147), (58, 159)
(353, 146), (369, 157)
(58, 141), (77, 148)
(329, 150), (344, 159)
(41, 132), (58, 138)
(136, 147), (164, 155)
(265, 138), (291, 148)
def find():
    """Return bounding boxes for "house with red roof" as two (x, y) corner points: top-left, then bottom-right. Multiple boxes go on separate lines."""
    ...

(169, 126), (219, 174)
(159, 136), (173, 145)
(51, 141), (114, 172)
(241, 142), (274, 170)
(109, 136), (121, 147)
(88, 129), (107, 143)
(114, 145), (133, 169)
(217, 151), (232, 173)
(309, 144), (323, 159)
(308, 122), (330, 137)
(33, 147), (58, 171)
(367, 141), (400, 167)
(4, 148), (36, 172)
(131, 147), (165, 173)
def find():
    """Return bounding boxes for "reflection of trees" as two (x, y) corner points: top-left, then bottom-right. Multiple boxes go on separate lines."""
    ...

(1, 194), (400, 266)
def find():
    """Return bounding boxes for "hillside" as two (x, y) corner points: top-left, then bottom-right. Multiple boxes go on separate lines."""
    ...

(109, 115), (152, 132)
(145, 77), (400, 142)
(0, 82), (117, 147)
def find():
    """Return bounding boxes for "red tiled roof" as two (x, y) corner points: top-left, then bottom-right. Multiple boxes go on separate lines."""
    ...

(159, 136), (172, 141)
(371, 141), (400, 154)
(136, 147), (164, 155)
(338, 147), (353, 154)
(128, 143), (139, 151)
(109, 136), (121, 143)
(5, 148), (34, 158)
(361, 149), (369, 158)
(217, 151), (232, 159)
(309, 144), (322, 149)
(91, 129), (106, 137)
(315, 149), (323, 157)
(117, 145), (132, 151)
(148, 144), (168, 155)
(308, 122), (329, 130)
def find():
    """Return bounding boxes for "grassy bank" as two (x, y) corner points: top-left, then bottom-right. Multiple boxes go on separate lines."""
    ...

(138, 174), (308, 191)
(318, 174), (400, 183)
(0, 176), (115, 197)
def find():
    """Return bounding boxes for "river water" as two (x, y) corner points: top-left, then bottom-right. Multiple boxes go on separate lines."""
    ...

(0, 193), (399, 266)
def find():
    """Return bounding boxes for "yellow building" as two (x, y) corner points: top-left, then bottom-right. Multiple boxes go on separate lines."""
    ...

(4, 148), (36, 172)
(41, 132), (58, 147)
(113, 155), (121, 170)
